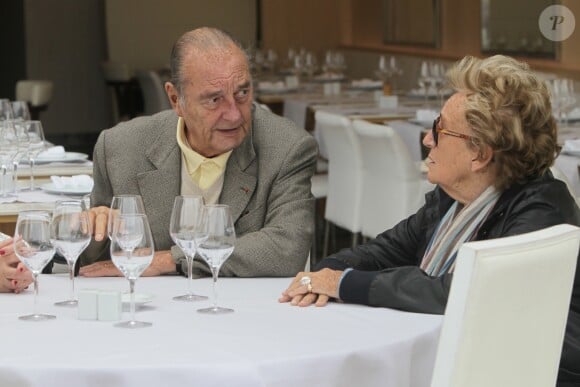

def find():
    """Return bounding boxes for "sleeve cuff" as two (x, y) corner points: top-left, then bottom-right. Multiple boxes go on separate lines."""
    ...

(338, 269), (378, 305)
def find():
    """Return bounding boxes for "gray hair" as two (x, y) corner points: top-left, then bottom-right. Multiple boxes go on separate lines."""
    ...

(169, 27), (250, 98)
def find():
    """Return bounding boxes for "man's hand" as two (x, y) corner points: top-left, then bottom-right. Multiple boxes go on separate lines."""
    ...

(88, 206), (111, 241)
(80, 250), (176, 277)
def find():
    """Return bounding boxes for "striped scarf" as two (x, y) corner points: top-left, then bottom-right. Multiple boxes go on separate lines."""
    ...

(420, 186), (501, 276)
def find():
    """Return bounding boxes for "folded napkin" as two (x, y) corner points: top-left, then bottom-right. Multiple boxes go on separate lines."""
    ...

(351, 79), (382, 88)
(415, 109), (439, 122)
(257, 81), (286, 91)
(50, 174), (94, 190)
(563, 139), (580, 153)
(38, 145), (65, 158)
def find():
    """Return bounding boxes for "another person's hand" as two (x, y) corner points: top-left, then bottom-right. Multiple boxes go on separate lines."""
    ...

(79, 250), (176, 277)
(88, 206), (111, 241)
(0, 239), (33, 293)
(278, 268), (343, 307)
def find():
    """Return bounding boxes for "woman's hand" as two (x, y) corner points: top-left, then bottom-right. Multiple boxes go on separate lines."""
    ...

(278, 268), (343, 307)
(0, 238), (33, 293)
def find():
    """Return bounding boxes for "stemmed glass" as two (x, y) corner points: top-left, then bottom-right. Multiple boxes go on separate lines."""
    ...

(11, 101), (31, 121)
(13, 211), (56, 321)
(107, 195), (146, 240)
(51, 200), (91, 307)
(0, 120), (19, 197)
(25, 120), (46, 191)
(169, 195), (208, 301)
(196, 205), (236, 314)
(110, 213), (154, 328)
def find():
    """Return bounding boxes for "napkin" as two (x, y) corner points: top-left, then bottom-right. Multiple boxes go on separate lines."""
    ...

(351, 79), (382, 88)
(415, 109), (439, 122)
(563, 139), (580, 153)
(50, 174), (94, 190)
(257, 81), (286, 91)
(38, 145), (65, 158)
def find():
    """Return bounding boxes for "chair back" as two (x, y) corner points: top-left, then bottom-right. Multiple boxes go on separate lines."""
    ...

(315, 111), (362, 233)
(15, 80), (53, 107)
(136, 70), (171, 115)
(431, 224), (580, 387)
(353, 119), (432, 237)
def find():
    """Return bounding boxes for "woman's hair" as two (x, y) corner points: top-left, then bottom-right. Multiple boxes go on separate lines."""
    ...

(447, 55), (560, 191)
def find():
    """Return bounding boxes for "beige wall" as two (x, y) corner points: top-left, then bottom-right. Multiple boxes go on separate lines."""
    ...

(105, 0), (257, 71)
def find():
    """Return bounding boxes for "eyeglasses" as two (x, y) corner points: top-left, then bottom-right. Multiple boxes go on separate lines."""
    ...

(432, 116), (475, 146)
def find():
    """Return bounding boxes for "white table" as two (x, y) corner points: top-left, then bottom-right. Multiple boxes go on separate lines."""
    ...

(0, 276), (442, 387)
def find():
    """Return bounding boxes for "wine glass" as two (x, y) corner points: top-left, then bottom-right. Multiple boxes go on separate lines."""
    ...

(25, 120), (46, 191)
(11, 101), (31, 121)
(107, 195), (146, 240)
(169, 195), (208, 301)
(13, 210), (56, 321)
(0, 120), (19, 197)
(196, 205), (236, 314)
(51, 200), (91, 307)
(110, 213), (154, 328)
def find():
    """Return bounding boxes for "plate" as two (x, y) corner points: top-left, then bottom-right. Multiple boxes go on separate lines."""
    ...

(33, 152), (89, 164)
(122, 293), (154, 305)
(40, 183), (93, 195)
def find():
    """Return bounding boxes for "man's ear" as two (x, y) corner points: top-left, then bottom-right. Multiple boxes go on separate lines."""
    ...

(165, 82), (182, 115)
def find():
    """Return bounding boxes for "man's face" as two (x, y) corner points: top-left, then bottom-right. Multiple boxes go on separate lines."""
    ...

(167, 45), (253, 158)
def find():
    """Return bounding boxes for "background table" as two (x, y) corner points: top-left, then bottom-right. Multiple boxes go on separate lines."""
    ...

(0, 275), (442, 387)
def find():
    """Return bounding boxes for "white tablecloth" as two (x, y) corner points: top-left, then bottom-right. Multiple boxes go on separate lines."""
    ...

(0, 276), (442, 387)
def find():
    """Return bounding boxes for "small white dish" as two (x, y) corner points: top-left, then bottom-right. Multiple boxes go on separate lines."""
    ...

(33, 152), (89, 164)
(40, 183), (93, 196)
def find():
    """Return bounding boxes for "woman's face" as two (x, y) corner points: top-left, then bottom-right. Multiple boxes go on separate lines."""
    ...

(422, 93), (487, 202)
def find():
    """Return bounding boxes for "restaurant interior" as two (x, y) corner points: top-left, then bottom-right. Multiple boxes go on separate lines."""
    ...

(1, 1), (580, 385)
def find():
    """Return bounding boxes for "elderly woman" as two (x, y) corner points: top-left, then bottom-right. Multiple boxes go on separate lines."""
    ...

(0, 237), (33, 293)
(280, 55), (580, 386)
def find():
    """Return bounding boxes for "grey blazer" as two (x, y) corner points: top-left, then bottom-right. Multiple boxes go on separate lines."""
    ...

(81, 105), (318, 277)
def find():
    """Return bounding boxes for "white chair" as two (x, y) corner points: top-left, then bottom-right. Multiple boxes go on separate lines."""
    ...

(136, 70), (171, 116)
(551, 165), (579, 206)
(352, 119), (433, 238)
(15, 80), (53, 120)
(315, 111), (362, 256)
(431, 224), (580, 387)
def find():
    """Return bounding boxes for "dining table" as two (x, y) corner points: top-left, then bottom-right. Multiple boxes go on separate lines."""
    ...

(0, 158), (93, 235)
(0, 275), (443, 387)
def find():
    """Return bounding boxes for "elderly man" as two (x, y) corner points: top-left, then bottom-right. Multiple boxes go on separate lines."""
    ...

(80, 27), (317, 278)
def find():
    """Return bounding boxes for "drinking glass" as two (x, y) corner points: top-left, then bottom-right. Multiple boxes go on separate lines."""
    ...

(110, 213), (154, 328)
(11, 101), (31, 121)
(196, 205), (236, 314)
(13, 121), (30, 194)
(51, 200), (91, 306)
(0, 120), (19, 197)
(107, 195), (146, 240)
(25, 120), (46, 191)
(13, 211), (56, 321)
(169, 195), (208, 301)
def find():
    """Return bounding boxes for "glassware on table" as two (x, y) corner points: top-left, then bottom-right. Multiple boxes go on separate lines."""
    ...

(51, 200), (91, 307)
(12, 121), (30, 195)
(11, 101), (31, 121)
(25, 120), (46, 191)
(169, 195), (208, 302)
(110, 213), (154, 328)
(107, 195), (146, 240)
(196, 204), (236, 314)
(0, 120), (19, 197)
(0, 99), (14, 121)
(13, 210), (56, 321)
(81, 193), (91, 211)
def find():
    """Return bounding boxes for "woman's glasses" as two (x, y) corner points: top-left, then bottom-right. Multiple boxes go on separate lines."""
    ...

(432, 116), (474, 146)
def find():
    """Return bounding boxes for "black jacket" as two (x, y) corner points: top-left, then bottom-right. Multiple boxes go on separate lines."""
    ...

(316, 173), (580, 383)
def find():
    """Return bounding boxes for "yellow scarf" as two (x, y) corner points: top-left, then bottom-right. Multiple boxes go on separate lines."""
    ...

(176, 117), (231, 190)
